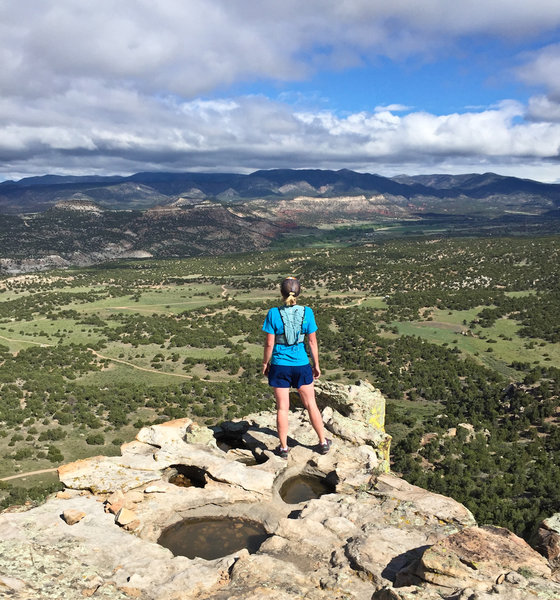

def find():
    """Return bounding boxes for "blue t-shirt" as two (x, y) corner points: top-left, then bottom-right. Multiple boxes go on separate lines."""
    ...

(262, 305), (318, 366)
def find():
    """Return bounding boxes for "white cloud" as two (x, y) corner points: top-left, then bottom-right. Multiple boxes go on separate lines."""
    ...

(527, 95), (560, 123)
(2, 1), (560, 180)
(517, 43), (560, 100)
(375, 104), (412, 113)
(1, 94), (559, 181)
(3, 1), (560, 102)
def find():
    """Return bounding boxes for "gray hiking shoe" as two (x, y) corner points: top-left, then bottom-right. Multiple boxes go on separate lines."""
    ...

(275, 446), (289, 460)
(318, 438), (332, 455)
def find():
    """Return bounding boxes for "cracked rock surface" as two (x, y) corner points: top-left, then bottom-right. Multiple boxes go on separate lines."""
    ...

(1, 380), (559, 599)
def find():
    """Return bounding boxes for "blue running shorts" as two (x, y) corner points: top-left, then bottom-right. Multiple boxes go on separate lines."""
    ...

(268, 364), (313, 389)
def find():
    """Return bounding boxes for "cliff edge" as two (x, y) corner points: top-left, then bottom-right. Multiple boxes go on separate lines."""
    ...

(0, 381), (558, 599)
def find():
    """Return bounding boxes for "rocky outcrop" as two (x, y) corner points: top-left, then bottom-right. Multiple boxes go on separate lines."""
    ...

(1, 380), (559, 600)
(53, 199), (105, 214)
(315, 380), (391, 471)
(266, 194), (411, 225)
(0, 255), (72, 274)
(0, 247), (154, 275)
(397, 526), (551, 588)
(535, 513), (560, 570)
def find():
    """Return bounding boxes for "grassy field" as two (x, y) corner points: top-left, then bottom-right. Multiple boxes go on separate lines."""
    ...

(1, 279), (556, 392)
(0, 408), (159, 480)
(390, 307), (557, 377)
(1, 242), (559, 487)
(386, 397), (444, 442)
(1, 278), (556, 392)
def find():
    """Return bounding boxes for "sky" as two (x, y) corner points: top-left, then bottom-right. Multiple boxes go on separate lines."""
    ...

(1, 1), (560, 182)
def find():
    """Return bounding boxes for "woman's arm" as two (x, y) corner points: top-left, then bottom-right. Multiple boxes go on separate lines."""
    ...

(307, 331), (321, 379)
(262, 332), (275, 375)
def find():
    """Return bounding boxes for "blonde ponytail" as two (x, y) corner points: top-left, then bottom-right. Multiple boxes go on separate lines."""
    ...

(284, 291), (297, 306)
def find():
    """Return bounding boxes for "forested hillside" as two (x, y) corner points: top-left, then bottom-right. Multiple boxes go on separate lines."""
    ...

(1, 169), (560, 276)
(0, 234), (559, 541)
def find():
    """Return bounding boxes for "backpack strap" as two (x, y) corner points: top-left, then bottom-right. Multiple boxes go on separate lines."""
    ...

(275, 305), (306, 346)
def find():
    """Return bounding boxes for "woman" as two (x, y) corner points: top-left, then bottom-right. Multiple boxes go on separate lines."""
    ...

(262, 276), (331, 459)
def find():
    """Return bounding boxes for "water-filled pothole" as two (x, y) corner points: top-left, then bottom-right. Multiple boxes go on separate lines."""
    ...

(158, 517), (271, 560)
(168, 465), (207, 488)
(279, 474), (335, 504)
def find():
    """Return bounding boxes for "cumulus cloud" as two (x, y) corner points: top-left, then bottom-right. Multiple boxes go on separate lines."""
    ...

(2, 93), (559, 180)
(527, 96), (560, 123)
(1, 1), (560, 180)
(517, 43), (560, 100)
(4, 1), (560, 101)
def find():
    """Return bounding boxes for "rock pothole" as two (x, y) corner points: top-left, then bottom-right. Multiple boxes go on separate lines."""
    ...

(167, 464), (209, 488)
(31, 381), (552, 599)
(157, 516), (271, 560)
(279, 472), (336, 504)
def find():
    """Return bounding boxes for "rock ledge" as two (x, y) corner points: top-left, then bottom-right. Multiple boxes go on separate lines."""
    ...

(0, 380), (558, 600)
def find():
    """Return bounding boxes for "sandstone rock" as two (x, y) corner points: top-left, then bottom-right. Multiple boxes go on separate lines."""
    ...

(322, 404), (391, 464)
(57, 455), (104, 480)
(505, 570), (527, 585)
(105, 502), (122, 515)
(373, 473), (476, 527)
(80, 575), (104, 597)
(334, 444), (385, 492)
(62, 509), (86, 525)
(105, 490), (125, 514)
(315, 380), (392, 470)
(535, 513), (560, 569)
(2, 381), (560, 600)
(115, 507), (137, 526)
(398, 525), (551, 591)
(186, 422), (217, 445)
(116, 586), (143, 598)
(375, 579), (560, 600)
(372, 586), (444, 599)
(155, 443), (275, 495)
(144, 484), (169, 494)
(136, 417), (192, 448)
(0, 501), (135, 600)
(58, 455), (162, 493)
(56, 490), (74, 500)
(123, 519), (141, 531)
(0, 575), (29, 593)
(224, 448), (257, 463)
(212, 553), (325, 600)
(209, 460), (275, 494)
(346, 525), (438, 586)
(314, 380), (387, 428)
(124, 490), (144, 504)
(120, 439), (156, 456)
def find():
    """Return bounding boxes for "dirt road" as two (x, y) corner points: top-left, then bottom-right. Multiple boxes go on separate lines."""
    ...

(0, 468), (58, 482)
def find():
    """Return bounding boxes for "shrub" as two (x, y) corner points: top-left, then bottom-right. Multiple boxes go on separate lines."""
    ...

(85, 433), (105, 446)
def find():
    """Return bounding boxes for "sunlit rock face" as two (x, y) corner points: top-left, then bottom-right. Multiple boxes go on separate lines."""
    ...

(535, 513), (560, 570)
(1, 380), (559, 600)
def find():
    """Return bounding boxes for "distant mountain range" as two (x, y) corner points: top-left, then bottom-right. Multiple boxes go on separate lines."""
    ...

(0, 169), (559, 273)
(1, 168), (559, 213)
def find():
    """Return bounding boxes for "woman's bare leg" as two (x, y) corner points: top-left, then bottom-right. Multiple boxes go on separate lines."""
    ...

(298, 382), (326, 444)
(274, 387), (290, 449)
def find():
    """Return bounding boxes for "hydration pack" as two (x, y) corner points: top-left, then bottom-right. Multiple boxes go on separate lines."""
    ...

(275, 305), (305, 346)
